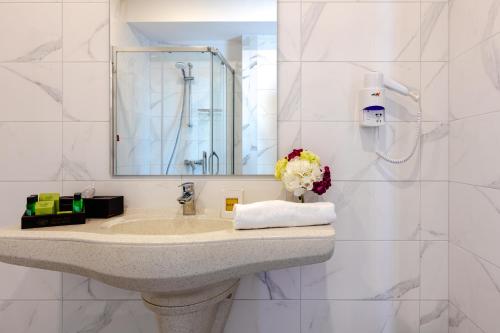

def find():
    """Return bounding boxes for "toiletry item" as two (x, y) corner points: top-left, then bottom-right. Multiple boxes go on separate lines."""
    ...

(233, 200), (336, 230)
(35, 201), (55, 216)
(25, 195), (38, 216)
(38, 193), (60, 213)
(61, 195), (124, 218)
(82, 183), (96, 199)
(22, 210), (86, 229)
(72, 193), (84, 213)
(221, 189), (243, 219)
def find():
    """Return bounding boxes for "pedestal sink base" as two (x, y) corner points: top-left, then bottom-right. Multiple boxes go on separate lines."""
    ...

(142, 280), (239, 333)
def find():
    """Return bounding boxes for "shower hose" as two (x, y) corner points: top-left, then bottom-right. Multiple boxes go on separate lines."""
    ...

(165, 79), (187, 174)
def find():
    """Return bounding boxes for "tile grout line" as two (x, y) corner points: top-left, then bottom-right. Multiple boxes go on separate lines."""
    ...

(447, 1), (451, 331)
(60, 2), (64, 332)
(298, 1), (303, 331)
(418, 0), (422, 329)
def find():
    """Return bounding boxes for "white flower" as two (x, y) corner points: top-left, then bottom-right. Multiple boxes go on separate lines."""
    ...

(282, 159), (323, 197)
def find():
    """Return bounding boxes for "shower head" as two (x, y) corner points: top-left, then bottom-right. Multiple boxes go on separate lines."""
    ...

(175, 62), (194, 80)
(175, 62), (187, 78)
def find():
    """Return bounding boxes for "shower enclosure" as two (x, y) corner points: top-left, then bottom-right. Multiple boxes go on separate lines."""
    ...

(112, 46), (235, 176)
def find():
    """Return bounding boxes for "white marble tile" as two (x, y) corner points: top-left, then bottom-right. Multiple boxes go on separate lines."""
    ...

(301, 241), (420, 300)
(62, 180), (182, 210)
(235, 268), (299, 300)
(450, 244), (500, 333)
(278, 62), (300, 121)
(301, 62), (420, 122)
(449, 34), (500, 121)
(450, 182), (500, 267)
(450, 0), (500, 59)
(0, 0), (61, 2)
(327, 181), (420, 241)
(302, 3), (420, 61)
(63, 3), (109, 62)
(0, 63), (62, 121)
(62, 300), (156, 333)
(0, 3), (61, 62)
(421, 182), (448, 241)
(449, 303), (485, 333)
(63, 62), (109, 121)
(63, 273), (139, 300)
(0, 264), (61, 300)
(0, 301), (60, 333)
(420, 300), (449, 333)
(301, 300), (419, 333)
(301, 122), (420, 181)
(303, 0), (426, 1)
(179, 179), (285, 215)
(421, 122), (449, 181)
(224, 300), (300, 333)
(422, 62), (449, 123)
(278, 121), (300, 158)
(421, 2), (449, 61)
(421, 241), (448, 300)
(64, 0), (107, 2)
(278, 3), (300, 61)
(0, 181), (61, 226)
(63, 122), (110, 181)
(449, 112), (500, 188)
(0, 123), (62, 181)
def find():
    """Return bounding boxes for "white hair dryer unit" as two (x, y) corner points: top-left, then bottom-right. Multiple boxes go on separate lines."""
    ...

(358, 72), (422, 164)
(359, 72), (419, 127)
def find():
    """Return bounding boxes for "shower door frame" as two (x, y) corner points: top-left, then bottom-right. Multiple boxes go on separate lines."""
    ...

(111, 46), (235, 176)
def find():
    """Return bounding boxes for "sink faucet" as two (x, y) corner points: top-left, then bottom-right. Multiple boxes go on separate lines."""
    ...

(177, 182), (196, 215)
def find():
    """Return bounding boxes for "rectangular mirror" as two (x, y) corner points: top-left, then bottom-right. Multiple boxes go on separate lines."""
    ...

(111, 0), (278, 176)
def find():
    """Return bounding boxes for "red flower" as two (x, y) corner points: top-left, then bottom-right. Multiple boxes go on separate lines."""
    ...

(312, 166), (332, 195)
(287, 148), (303, 161)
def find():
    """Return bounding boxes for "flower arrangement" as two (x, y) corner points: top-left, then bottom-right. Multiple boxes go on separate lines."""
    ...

(275, 148), (332, 202)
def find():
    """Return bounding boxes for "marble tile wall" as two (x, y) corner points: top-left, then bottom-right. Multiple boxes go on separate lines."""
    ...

(449, 0), (500, 332)
(241, 35), (278, 175)
(0, 0), (450, 332)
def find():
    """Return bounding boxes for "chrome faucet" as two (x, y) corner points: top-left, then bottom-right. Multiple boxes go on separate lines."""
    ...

(177, 182), (196, 215)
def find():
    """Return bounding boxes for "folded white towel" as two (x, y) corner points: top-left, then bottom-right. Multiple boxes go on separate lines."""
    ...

(233, 200), (336, 230)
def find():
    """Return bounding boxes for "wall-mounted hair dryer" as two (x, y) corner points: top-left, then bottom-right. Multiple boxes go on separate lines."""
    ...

(359, 72), (419, 127)
(358, 71), (422, 164)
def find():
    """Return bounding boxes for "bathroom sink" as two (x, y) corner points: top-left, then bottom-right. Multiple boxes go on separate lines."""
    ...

(0, 209), (335, 332)
(84, 216), (231, 235)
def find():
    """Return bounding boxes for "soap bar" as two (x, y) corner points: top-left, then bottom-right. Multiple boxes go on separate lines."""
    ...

(35, 201), (55, 216)
(39, 193), (60, 212)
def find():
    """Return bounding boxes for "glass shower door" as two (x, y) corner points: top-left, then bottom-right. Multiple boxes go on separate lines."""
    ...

(210, 53), (233, 175)
(114, 49), (212, 175)
(210, 54), (227, 175)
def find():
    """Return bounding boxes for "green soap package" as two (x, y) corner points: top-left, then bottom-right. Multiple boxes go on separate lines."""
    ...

(35, 201), (55, 216)
(38, 193), (60, 212)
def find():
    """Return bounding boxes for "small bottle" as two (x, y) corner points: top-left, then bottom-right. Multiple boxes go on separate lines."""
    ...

(72, 193), (84, 213)
(26, 195), (38, 216)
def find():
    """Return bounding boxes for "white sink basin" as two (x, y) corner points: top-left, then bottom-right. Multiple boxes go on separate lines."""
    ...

(0, 209), (335, 333)
(101, 217), (231, 235)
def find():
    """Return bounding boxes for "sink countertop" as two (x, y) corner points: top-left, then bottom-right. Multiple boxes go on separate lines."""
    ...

(0, 208), (335, 293)
(0, 208), (335, 245)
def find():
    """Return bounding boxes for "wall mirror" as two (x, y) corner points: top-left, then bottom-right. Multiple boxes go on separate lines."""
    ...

(111, 0), (278, 176)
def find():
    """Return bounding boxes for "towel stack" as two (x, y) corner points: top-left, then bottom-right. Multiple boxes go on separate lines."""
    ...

(233, 200), (336, 230)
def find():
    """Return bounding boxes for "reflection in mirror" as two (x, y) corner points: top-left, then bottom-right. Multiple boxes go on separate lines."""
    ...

(111, 0), (278, 176)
